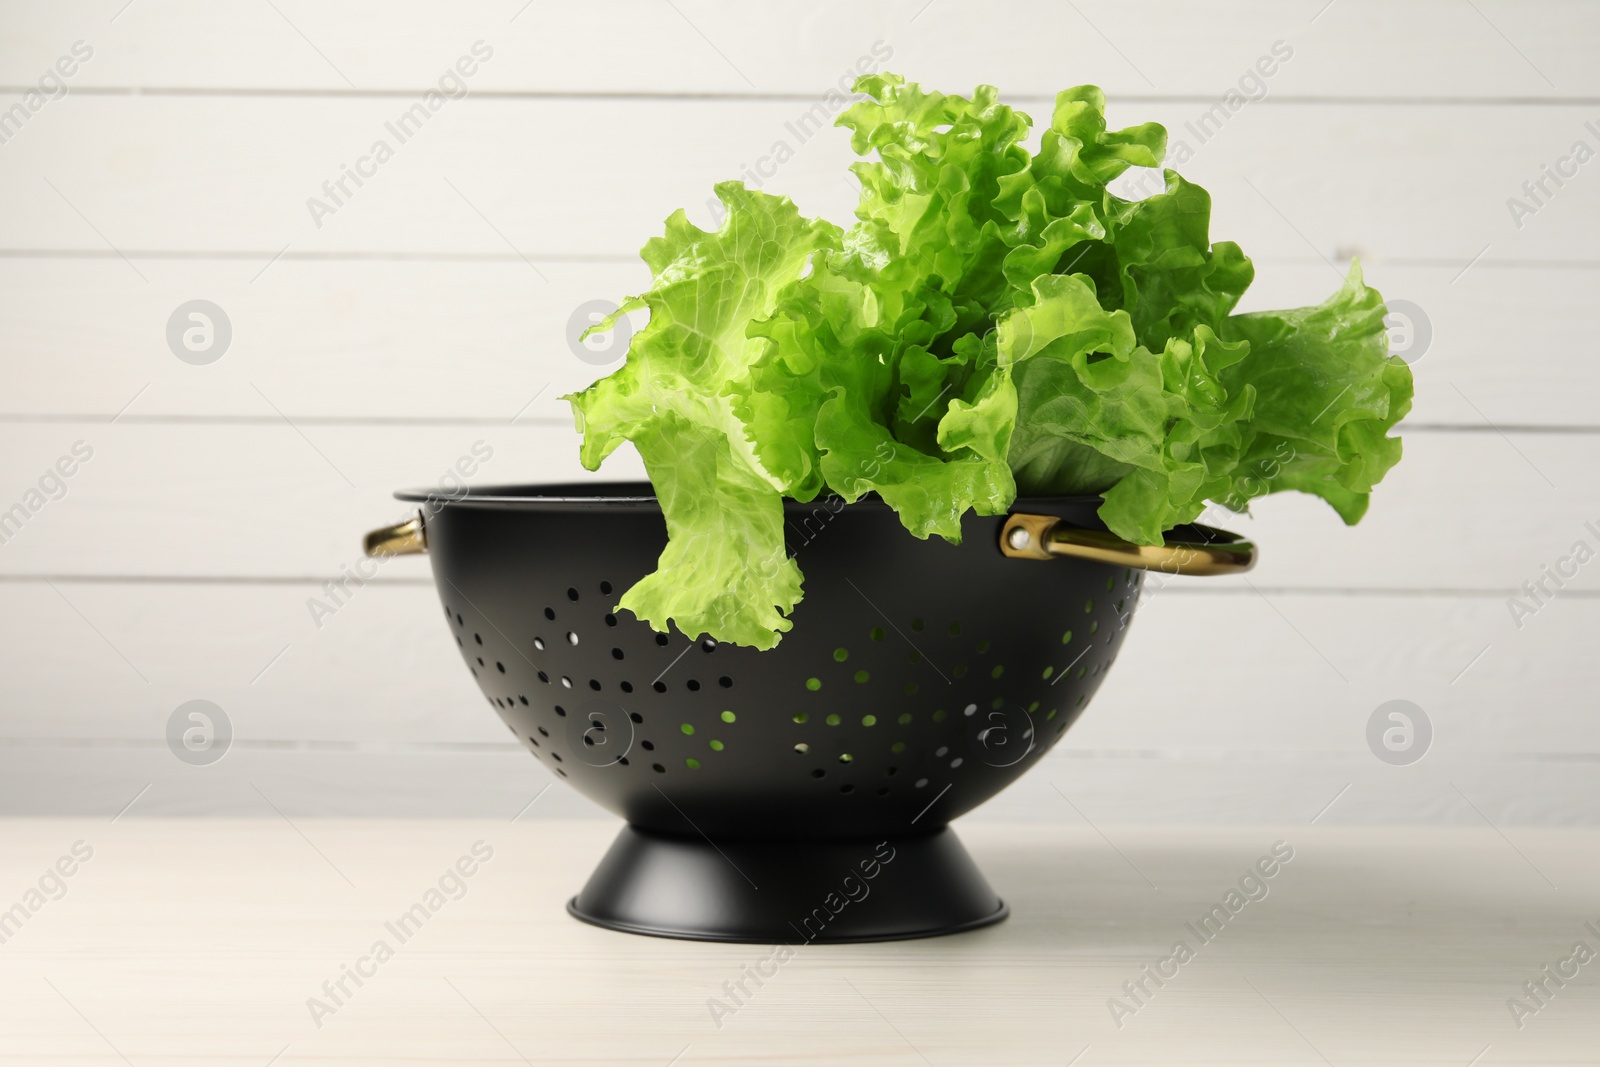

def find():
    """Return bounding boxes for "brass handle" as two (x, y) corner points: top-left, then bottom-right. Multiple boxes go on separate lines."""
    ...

(363, 512), (428, 557)
(1000, 512), (1255, 576)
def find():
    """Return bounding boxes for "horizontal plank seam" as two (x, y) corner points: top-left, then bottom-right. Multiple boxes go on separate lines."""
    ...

(0, 574), (1590, 598)
(0, 249), (642, 264)
(0, 414), (575, 427)
(0, 416), (1591, 433)
(4, 249), (1600, 270)
(3, 86), (1598, 106)
(3, 737), (1598, 761)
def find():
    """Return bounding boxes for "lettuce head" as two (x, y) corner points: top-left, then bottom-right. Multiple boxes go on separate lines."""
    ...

(564, 74), (1412, 648)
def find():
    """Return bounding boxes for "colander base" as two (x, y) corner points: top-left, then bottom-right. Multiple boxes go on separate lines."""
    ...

(566, 823), (1007, 943)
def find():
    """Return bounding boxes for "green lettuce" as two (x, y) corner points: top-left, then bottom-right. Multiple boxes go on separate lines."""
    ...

(566, 183), (837, 647)
(564, 74), (1412, 648)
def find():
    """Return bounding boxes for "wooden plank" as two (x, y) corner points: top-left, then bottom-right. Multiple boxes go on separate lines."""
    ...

(0, 257), (1591, 427)
(0, 256), (652, 422)
(0, 819), (1596, 1065)
(0, 422), (1593, 590)
(0, 0), (1592, 99)
(7, 737), (1599, 824)
(1, 96), (1596, 263)
(2, 580), (1593, 758)
(0, 422), (645, 578)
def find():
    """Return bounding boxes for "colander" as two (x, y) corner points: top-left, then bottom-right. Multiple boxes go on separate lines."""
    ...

(364, 483), (1253, 942)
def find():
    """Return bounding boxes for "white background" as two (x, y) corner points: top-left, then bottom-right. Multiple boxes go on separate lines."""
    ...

(1, 0), (1596, 824)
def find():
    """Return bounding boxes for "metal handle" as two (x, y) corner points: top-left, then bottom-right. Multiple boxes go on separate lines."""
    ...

(1000, 512), (1255, 576)
(363, 512), (428, 557)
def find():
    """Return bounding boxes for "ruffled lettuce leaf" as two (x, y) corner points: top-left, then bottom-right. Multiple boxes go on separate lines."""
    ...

(568, 75), (1412, 647)
(1215, 261), (1412, 523)
(562, 183), (837, 648)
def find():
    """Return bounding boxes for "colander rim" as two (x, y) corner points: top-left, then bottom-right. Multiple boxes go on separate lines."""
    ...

(396, 481), (1107, 510)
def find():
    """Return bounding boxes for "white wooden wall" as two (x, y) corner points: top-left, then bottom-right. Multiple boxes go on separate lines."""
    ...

(2, 1), (1596, 822)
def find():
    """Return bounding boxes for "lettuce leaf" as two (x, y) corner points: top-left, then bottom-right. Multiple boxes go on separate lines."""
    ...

(1215, 261), (1413, 523)
(563, 183), (837, 648)
(567, 75), (1412, 647)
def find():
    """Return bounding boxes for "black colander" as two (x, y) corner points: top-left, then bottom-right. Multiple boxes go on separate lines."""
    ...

(364, 483), (1252, 942)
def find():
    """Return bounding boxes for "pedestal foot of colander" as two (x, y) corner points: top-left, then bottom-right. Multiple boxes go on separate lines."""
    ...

(566, 823), (1007, 943)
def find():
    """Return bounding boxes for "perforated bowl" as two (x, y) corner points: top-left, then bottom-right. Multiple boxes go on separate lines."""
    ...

(365, 482), (1252, 942)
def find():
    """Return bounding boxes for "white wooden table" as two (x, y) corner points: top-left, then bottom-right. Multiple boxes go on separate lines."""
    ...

(1, 818), (1596, 1065)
